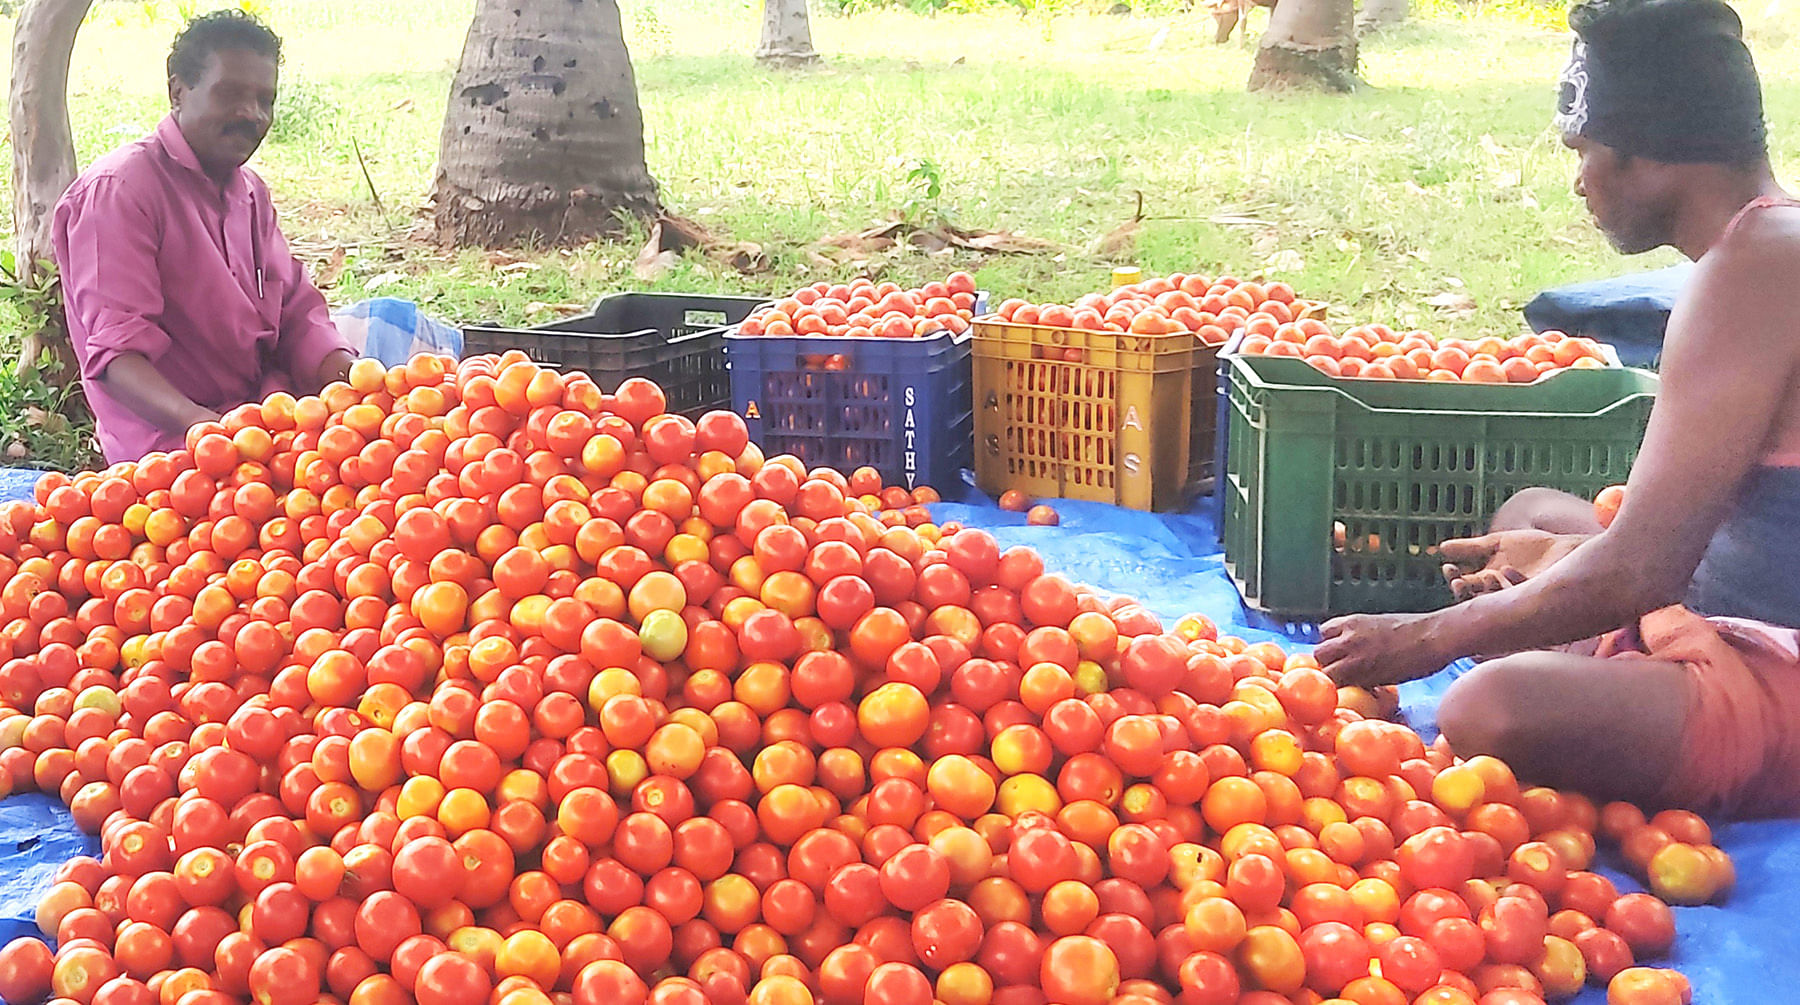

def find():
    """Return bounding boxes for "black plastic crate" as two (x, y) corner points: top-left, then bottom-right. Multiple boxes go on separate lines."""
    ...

(462, 292), (768, 418)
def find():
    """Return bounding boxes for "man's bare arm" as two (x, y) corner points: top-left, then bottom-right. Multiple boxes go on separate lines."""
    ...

(97, 353), (222, 435)
(1321, 213), (1800, 682)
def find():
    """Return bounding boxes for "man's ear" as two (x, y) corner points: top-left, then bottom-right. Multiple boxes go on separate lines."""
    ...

(167, 75), (183, 111)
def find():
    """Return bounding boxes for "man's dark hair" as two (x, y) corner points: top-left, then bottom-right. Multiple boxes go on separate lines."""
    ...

(167, 9), (281, 86)
(1558, 0), (1766, 165)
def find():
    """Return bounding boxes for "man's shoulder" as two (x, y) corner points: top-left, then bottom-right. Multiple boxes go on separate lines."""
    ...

(1668, 199), (1800, 363)
(60, 130), (170, 209)
(1714, 199), (1800, 266)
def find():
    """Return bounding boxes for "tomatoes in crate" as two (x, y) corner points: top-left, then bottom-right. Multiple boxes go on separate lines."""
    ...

(737, 273), (979, 340)
(1238, 321), (1614, 383)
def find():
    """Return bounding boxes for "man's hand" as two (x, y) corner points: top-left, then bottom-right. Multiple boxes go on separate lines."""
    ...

(1439, 530), (1591, 602)
(307, 349), (355, 394)
(1316, 611), (1457, 688)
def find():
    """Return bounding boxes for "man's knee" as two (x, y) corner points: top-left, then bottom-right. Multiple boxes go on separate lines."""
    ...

(1489, 487), (1598, 535)
(1437, 657), (1533, 759)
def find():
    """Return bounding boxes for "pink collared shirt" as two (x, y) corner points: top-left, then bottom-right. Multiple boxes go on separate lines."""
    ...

(52, 115), (350, 463)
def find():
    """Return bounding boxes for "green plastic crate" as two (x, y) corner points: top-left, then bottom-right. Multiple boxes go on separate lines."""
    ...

(1220, 354), (1659, 619)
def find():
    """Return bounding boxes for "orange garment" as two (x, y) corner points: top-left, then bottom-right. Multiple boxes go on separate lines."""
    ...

(1595, 606), (1800, 817)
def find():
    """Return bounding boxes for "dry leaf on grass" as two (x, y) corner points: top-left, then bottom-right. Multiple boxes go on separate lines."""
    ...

(1263, 249), (1306, 275)
(1091, 219), (1140, 258)
(313, 246), (349, 289)
(525, 302), (587, 317)
(805, 250), (845, 272)
(709, 243), (770, 275)
(1424, 290), (1477, 317)
(943, 228), (1058, 253)
(819, 218), (1058, 258)
(634, 244), (678, 282)
(634, 213), (770, 280)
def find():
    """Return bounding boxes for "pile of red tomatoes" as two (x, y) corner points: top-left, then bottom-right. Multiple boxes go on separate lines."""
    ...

(0, 353), (1719, 1005)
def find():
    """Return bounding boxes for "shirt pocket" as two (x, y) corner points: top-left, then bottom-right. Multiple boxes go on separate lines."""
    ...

(256, 271), (287, 332)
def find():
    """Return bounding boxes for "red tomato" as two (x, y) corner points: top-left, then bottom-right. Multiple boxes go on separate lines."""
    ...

(976, 921), (1044, 988)
(878, 844), (950, 912)
(1574, 927), (1635, 983)
(1177, 950), (1241, 1005)
(574, 959), (650, 1004)
(910, 899), (983, 969)
(941, 530), (999, 586)
(1119, 634), (1186, 695)
(1376, 935), (1443, 994)
(415, 952), (493, 1005)
(1299, 921), (1371, 993)
(391, 836), (465, 909)
(0, 937), (55, 1005)
(1605, 894), (1676, 959)
(1039, 935), (1119, 1005)
(249, 882), (310, 945)
(695, 411), (750, 458)
(1399, 827), (1475, 891)
(863, 962), (932, 1005)
(1480, 896), (1550, 966)
(355, 891), (423, 964)
(1007, 825), (1079, 894)
(248, 947), (321, 1005)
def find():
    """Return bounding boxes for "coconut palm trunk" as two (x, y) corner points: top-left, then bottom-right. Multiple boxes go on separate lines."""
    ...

(8, 0), (95, 383)
(1247, 0), (1361, 92)
(1357, 0), (1410, 35)
(756, 0), (820, 66)
(434, 0), (660, 248)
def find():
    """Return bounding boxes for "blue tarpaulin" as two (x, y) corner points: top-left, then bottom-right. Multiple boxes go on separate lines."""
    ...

(0, 469), (1792, 1002)
(332, 298), (463, 367)
(1524, 265), (1692, 369)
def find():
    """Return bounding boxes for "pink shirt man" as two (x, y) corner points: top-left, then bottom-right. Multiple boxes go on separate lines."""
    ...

(52, 115), (349, 463)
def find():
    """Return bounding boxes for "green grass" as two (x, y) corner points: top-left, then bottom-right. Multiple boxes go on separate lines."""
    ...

(4, 0), (1798, 340)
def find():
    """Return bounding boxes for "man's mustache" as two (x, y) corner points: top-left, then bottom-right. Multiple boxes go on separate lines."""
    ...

(224, 121), (262, 137)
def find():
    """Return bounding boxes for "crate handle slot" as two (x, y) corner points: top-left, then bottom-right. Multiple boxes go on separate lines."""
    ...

(684, 310), (729, 328)
(795, 351), (853, 371)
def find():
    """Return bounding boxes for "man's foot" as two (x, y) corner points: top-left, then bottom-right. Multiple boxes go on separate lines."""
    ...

(1439, 529), (1593, 602)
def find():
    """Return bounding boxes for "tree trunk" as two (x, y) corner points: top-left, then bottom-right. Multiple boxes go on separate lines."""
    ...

(755, 0), (819, 67)
(1356, 0), (1408, 34)
(8, 0), (93, 383)
(434, 0), (660, 249)
(1248, 0), (1360, 92)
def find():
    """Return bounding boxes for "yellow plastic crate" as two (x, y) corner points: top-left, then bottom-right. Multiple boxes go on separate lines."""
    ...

(972, 318), (1220, 511)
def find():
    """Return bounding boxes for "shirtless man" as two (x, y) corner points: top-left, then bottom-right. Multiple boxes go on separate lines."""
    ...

(1317, 0), (1800, 817)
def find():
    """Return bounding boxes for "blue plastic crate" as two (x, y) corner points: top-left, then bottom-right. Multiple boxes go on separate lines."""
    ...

(726, 330), (974, 492)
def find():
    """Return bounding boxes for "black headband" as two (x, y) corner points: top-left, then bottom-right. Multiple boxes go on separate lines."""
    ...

(1555, 0), (1767, 164)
